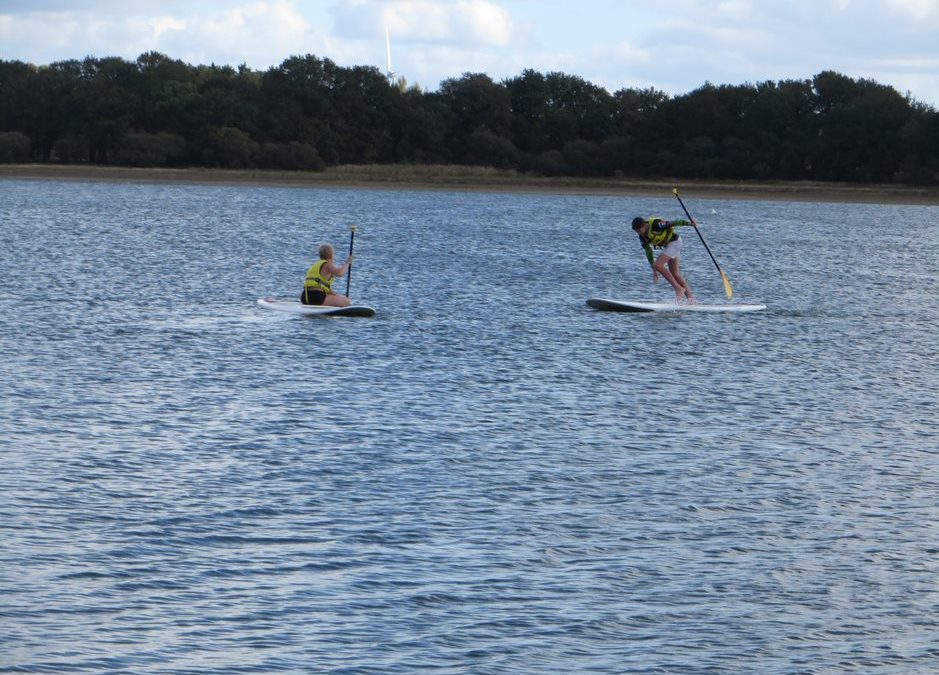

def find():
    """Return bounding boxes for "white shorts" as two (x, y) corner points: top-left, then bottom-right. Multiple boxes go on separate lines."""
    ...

(659, 237), (682, 260)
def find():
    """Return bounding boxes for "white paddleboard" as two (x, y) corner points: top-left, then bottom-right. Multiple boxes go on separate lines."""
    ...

(257, 298), (376, 317)
(587, 297), (766, 313)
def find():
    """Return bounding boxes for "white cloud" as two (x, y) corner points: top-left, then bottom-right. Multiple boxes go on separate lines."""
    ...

(613, 41), (652, 67)
(336, 0), (513, 46)
(0, 2), (320, 68)
(885, 0), (939, 18)
(455, 0), (513, 46)
(182, 2), (312, 61)
(715, 0), (755, 19)
(148, 16), (187, 41)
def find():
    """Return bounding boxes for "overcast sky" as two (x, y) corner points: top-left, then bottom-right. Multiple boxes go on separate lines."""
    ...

(2, 0), (938, 106)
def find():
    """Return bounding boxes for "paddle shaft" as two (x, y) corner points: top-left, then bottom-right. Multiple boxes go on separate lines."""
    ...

(673, 189), (734, 299)
(345, 227), (355, 297)
(673, 191), (721, 271)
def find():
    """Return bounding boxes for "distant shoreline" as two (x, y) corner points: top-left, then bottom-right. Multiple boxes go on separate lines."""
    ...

(3, 163), (938, 205)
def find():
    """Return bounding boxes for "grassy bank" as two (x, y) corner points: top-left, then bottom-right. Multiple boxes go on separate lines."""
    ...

(2, 163), (938, 205)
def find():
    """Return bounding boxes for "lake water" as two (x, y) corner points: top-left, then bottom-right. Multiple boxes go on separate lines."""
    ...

(1, 178), (938, 673)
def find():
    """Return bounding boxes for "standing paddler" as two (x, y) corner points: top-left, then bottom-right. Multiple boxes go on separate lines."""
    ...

(630, 215), (698, 304)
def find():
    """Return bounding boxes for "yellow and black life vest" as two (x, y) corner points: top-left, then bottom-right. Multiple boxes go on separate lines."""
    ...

(304, 259), (333, 292)
(645, 216), (677, 248)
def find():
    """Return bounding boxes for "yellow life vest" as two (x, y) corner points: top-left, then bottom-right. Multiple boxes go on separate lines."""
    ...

(645, 216), (677, 248)
(304, 259), (333, 292)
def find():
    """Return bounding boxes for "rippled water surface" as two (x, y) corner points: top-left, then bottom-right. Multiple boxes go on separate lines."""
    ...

(2, 178), (938, 673)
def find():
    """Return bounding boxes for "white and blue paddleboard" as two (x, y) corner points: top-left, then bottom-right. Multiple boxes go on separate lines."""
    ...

(257, 298), (376, 317)
(587, 297), (766, 313)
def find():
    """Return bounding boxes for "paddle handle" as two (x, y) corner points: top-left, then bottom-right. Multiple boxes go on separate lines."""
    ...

(345, 226), (355, 297)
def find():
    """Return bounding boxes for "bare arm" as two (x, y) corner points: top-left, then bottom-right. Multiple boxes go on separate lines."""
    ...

(323, 256), (354, 278)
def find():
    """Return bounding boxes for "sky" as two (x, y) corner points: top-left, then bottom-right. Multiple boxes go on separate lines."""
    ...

(1, 0), (938, 107)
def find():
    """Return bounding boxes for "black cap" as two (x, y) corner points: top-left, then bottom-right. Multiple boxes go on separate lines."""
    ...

(631, 217), (644, 230)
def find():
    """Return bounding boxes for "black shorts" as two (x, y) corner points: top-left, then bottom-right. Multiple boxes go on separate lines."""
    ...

(300, 288), (327, 305)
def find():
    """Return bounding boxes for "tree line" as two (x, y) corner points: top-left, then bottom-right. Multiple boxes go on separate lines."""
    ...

(1, 51), (937, 184)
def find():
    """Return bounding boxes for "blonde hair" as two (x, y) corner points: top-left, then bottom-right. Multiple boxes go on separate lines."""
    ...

(318, 244), (334, 260)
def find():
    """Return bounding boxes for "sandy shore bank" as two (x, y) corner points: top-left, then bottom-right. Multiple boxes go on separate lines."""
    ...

(2, 163), (938, 205)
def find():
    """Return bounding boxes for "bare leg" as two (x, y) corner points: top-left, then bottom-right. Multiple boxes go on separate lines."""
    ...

(667, 258), (695, 303)
(654, 254), (687, 302)
(323, 292), (352, 307)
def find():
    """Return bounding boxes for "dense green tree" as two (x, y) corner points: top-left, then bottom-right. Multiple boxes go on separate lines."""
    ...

(0, 61), (36, 143)
(15, 61), (79, 160)
(605, 87), (669, 174)
(71, 57), (141, 161)
(505, 69), (552, 154)
(0, 131), (30, 162)
(328, 65), (399, 163)
(256, 141), (324, 170)
(114, 132), (187, 166)
(437, 73), (512, 163)
(808, 71), (917, 182)
(260, 54), (340, 161)
(464, 129), (520, 168)
(398, 90), (449, 164)
(134, 52), (199, 135)
(0, 52), (935, 184)
(205, 126), (258, 168)
(544, 72), (615, 143)
(735, 79), (814, 179)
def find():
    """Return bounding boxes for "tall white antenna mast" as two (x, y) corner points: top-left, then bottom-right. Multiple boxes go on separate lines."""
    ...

(385, 25), (397, 85)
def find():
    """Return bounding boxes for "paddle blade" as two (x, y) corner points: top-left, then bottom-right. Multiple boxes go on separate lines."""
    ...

(720, 270), (734, 299)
